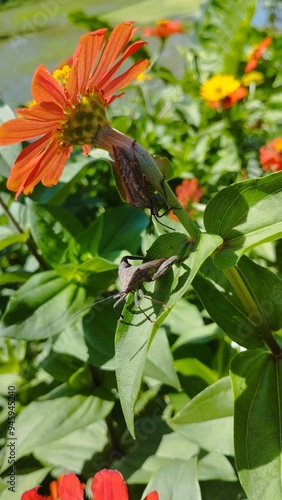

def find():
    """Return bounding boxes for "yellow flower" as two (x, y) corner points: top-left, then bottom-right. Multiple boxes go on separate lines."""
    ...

(136, 72), (152, 82)
(200, 74), (241, 101)
(241, 71), (264, 86)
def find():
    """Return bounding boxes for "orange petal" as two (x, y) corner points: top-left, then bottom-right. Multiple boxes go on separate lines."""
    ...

(41, 144), (72, 186)
(93, 40), (148, 90)
(31, 65), (68, 108)
(8, 132), (53, 173)
(91, 469), (128, 500)
(91, 22), (134, 85)
(102, 59), (150, 96)
(244, 59), (257, 73)
(8, 139), (69, 198)
(0, 118), (58, 145)
(21, 486), (51, 500)
(6, 136), (52, 195)
(57, 473), (84, 500)
(82, 144), (91, 155)
(16, 102), (65, 121)
(144, 492), (159, 500)
(66, 29), (107, 102)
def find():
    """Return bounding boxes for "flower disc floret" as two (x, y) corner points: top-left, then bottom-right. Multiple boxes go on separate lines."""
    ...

(60, 95), (109, 146)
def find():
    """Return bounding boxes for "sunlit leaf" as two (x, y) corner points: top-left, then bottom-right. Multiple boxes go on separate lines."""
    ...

(170, 377), (234, 455)
(204, 173), (282, 269)
(0, 389), (114, 473)
(231, 350), (282, 499)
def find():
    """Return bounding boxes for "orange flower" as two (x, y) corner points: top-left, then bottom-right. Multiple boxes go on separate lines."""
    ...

(259, 138), (282, 172)
(0, 22), (149, 199)
(169, 178), (204, 220)
(244, 36), (272, 73)
(211, 86), (248, 110)
(143, 19), (184, 38)
(21, 470), (158, 500)
(21, 473), (84, 499)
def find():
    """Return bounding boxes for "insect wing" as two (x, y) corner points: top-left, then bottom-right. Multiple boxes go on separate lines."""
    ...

(112, 146), (152, 208)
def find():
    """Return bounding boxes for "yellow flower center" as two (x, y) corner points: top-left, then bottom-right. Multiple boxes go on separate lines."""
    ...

(200, 74), (241, 101)
(157, 19), (169, 25)
(53, 65), (71, 87)
(60, 95), (109, 146)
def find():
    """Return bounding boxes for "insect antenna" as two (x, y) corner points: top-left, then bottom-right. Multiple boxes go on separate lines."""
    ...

(72, 293), (120, 318)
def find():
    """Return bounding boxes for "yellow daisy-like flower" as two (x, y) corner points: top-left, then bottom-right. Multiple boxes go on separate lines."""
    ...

(241, 71), (264, 86)
(136, 72), (152, 82)
(200, 74), (241, 101)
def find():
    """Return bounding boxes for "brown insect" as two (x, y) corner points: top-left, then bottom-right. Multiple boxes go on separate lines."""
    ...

(74, 254), (179, 322)
(111, 143), (170, 226)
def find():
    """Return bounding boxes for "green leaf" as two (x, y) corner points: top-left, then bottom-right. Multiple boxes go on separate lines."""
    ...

(237, 255), (282, 333)
(145, 328), (181, 389)
(33, 420), (108, 472)
(200, 479), (246, 500)
(112, 419), (173, 482)
(83, 302), (116, 369)
(153, 155), (174, 180)
(0, 390), (114, 473)
(197, 0), (257, 74)
(193, 266), (264, 349)
(0, 231), (29, 250)
(198, 452), (237, 482)
(0, 271), (30, 285)
(142, 458), (201, 500)
(29, 153), (92, 205)
(204, 172), (282, 269)
(78, 256), (117, 273)
(174, 358), (218, 385)
(115, 232), (222, 437)
(128, 432), (199, 484)
(230, 350), (282, 499)
(78, 206), (149, 261)
(0, 271), (87, 340)
(169, 377), (234, 455)
(28, 202), (84, 267)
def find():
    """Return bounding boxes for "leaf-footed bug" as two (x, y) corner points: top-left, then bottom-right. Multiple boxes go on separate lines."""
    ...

(111, 143), (174, 228)
(73, 254), (179, 322)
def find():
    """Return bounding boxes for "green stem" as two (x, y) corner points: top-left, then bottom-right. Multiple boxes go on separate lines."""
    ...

(105, 414), (122, 457)
(224, 266), (282, 355)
